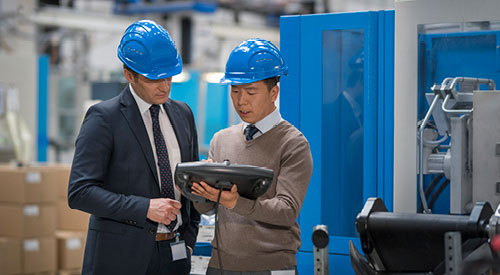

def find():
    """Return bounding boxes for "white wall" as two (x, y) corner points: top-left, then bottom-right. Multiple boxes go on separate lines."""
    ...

(327, 0), (394, 13)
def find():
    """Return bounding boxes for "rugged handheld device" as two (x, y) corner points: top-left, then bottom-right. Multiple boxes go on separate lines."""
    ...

(174, 161), (274, 202)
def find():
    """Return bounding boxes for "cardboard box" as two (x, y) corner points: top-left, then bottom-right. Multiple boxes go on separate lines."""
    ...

(22, 237), (57, 274)
(56, 231), (86, 270)
(0, 165), (58, 203)
(0, 237), (21, 275)
(41, 164), (71, 199)
(58, 269), (82, 275)
(0, 203), (56, 237)
(57, 200), (90, 231)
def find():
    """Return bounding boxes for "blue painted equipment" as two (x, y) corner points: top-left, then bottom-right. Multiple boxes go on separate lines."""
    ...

(117, 20), (182, 80)
(220, 38), (288, 85)
(280, 10), (395, 274)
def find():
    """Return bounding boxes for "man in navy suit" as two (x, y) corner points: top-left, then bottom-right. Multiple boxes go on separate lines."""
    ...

(68, 20), (200, 275)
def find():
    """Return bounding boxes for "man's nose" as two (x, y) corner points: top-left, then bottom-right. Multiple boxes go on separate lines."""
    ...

(237, 93), (248, 105)
(160, 78), (172, 90)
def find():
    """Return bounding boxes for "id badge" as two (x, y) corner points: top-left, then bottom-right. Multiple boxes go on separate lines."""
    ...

(170, 239), (187, 261)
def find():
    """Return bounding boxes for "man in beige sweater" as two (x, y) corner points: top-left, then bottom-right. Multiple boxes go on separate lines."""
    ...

(191, 38), (313, 275)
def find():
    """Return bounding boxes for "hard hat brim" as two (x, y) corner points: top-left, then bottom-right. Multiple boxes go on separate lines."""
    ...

(119, 52), (183, 80)
(219, 77), (260, 85)
(219, 67), (288, 86)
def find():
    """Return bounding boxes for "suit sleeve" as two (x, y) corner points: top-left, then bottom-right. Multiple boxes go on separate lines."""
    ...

(68, 105), (150, 227)
(181, 102), (201, 248)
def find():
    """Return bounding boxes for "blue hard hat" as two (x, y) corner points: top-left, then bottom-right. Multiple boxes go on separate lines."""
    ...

(220, 38), (288, 85)
(117, 20), (182, 80)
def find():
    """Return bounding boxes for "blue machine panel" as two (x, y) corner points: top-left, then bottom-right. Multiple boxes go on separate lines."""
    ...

(280, 10), (394, 274)
(171, 71), (200, 120)
(321, 28), (365, 237)
(37, 55), (50, 162)
(203, 83), (228, 147)
(170, 71), (234, 160)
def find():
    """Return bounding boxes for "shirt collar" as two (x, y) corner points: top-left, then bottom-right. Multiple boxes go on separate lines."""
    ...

(129, 83), (166, 115)
(243, 107), (282, 135)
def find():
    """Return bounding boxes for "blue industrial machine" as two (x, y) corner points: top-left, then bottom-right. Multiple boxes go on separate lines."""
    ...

(417, 30), (500, 214)
(280, 10), (395, 274)
(170, 71), (235, 160)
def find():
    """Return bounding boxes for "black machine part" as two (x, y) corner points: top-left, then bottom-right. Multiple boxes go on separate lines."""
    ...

(312, 225), (330, 249)
(174, 161), (274, 202)
(354, 197), (493, 274)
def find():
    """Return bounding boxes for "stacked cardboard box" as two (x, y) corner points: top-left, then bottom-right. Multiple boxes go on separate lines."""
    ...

(47, 164), (89, 274)
(0, 238), (21, 275)
(0, 165), (58, 274)
(51, 165), (90, 232)
(55, 231), (86, 271)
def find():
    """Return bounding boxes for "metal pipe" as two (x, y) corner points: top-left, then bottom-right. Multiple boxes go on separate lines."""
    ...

(448, 77), (496, 91)
(441, 94), (473, 114)
(419, 93), (441, 213)
(423, 132), (449, 145)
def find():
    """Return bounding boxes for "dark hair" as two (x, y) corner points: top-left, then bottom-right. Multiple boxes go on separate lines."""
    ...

(123, 64), (139, 80)
(262, 76), (280, 91)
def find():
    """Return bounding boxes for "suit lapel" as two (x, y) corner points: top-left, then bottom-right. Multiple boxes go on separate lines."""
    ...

(119, 87), (159, 185)
(163, 100), (187, 161)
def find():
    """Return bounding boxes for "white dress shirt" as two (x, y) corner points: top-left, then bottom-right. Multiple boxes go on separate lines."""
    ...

(242, 106), (283, 138)
(129, 84), (182, 233)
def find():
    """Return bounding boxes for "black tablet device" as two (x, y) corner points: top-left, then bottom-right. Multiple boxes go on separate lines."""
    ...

(174, 161), (273, 202)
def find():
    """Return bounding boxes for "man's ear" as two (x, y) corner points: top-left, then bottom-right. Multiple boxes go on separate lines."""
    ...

(270, 85), (279, 102)
(123, 69), (134, 83)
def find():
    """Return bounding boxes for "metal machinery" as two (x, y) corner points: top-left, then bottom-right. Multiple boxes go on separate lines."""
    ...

(350, 197), (500, 274)
(281, 0), (500, 273)
(418, 77), (500, 215)
(312, 225), (330, 275)
(348, 0), (500, 273)
(0, 83), (34, 164)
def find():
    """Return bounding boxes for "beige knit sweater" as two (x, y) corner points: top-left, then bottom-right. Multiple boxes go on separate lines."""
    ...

(194, 120), (313, 271)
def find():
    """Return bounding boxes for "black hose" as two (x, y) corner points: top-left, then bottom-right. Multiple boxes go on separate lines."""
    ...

(418, 174), (445, 213)
(214, 188), (224, 275)
(428, 179), (450, 210)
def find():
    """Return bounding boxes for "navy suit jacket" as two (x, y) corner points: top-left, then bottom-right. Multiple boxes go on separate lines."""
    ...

(68, 86), (200, 275)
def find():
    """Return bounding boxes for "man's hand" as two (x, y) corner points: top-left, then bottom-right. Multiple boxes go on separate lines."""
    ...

(176, 159), (213, 195)
(191, 181), (239, 209)
(147, 198), (181, 225)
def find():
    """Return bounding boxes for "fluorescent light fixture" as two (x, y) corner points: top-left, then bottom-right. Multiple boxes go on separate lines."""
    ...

(172, 72), (191, 83)
(203, 72), (225, 84)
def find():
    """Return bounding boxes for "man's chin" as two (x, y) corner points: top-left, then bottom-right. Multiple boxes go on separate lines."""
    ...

(155, 98), (169, 105)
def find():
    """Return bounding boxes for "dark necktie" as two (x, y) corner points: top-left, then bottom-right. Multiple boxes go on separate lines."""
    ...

(244, 124), (259, 141)
(150, 104), (177, 231)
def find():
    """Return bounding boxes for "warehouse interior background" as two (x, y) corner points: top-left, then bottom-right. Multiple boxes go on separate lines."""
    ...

(3, 0), (500, 274)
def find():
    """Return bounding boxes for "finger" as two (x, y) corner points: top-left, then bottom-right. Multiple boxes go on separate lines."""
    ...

(199, 181), (214, 191)
(167, 199), (182, 209)
(191, 182), (203, 191)
(169, 207), (180, 216)
(191, 185), (205, 196)
(168, 212), (178, 221)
